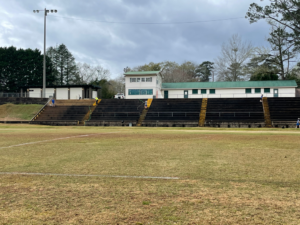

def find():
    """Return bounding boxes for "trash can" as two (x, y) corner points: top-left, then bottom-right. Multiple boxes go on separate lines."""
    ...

(129, 123), (132, 127)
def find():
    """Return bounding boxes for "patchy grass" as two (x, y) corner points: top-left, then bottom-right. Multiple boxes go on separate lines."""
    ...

(0, 103), (43, 121)
(0, 125), (300, 224)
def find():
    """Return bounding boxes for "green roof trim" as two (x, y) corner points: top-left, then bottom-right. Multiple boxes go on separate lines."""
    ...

(161, 80), (297, 89)
(124, 71), (160, 75)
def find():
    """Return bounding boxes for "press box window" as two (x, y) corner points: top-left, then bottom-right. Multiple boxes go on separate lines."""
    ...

(255, 88), (261, 93)
(137, 78), (141, 82)
(245, 88), (252, 94)
(130, 78), (136, 82)
(192, 89), (198, 94)
(264, 88), (270, 93)
(146, 77), (152, 82)
(141, 78), (145, 82)
(201, 89), (207, 94)
(209, 89), (215, 94)
(128, 89), (153, 95)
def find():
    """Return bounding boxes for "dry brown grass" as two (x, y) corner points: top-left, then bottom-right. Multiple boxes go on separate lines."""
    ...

(0, 104), (43, 121)
(0, 124), (300, 224)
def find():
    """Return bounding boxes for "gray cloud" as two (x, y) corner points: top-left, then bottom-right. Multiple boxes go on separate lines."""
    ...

(0, 0), (271, 78)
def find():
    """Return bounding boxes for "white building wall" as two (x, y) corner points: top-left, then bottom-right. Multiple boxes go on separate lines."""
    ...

(273, 87), (295, 97)
(155, 76), (163, 99)
(92, 91), (97, 99)
(45, 88), (55, 98)
(70, 88), (82, 99)
(162, 87), (296, 98)
(28, 88), (41, 98)
(56, 88), (69, 100)
(125, 75), (157, 99)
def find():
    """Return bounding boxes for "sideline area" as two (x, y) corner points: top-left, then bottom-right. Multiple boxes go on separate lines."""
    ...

(0, 124), (300, 224)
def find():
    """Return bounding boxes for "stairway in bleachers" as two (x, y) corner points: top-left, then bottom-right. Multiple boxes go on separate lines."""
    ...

(144, 99), (202, 121)
(205, 98), (264, 122)
(198, 98), (208, 127)
(262, 97), (272, 127)
(89, 99), (145, 122)
(268, 97), (300, 121)
(33, 99), (95, 122)
(137, 99), (153, 126)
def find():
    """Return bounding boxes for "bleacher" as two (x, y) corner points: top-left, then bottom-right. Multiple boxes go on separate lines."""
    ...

(34, 100), (94, 122)
(89, 99), (145, 122)
(268, 97), (300, 121)
(144, 99), (202, 121)
(30, 97), (300, 127)
(205, 98), (264, 122)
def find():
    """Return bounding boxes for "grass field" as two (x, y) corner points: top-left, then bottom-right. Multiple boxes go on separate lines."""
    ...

(0, 103), (43, 121)
(0, 124), (300, 224)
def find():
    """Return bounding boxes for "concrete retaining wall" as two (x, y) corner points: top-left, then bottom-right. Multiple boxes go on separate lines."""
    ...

(0, 121), (30, 124)
(272, 121), (297, 128)
(205, 121), (265, 128)
(142, 121), (198, 127)
(30, 121), (79, 126)
(85, 121), (137, 126)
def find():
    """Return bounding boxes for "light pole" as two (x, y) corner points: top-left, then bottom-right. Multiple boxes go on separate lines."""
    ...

(33, 8), (57, 98)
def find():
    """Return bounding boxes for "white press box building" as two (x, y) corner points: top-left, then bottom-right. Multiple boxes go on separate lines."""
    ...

(124, 71), (298, 99)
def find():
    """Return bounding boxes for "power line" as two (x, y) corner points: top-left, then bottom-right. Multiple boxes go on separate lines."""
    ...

(48, 15), (244, 25)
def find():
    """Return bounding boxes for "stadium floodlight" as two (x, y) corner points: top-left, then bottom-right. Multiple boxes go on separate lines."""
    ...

(33, 8), (57, 98)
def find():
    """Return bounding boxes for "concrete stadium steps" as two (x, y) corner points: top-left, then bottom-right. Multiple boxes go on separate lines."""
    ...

(199, 98), (208, 127)
(262, 97), (272, 127)
(30, 98), (300, 127)
(145, 99), (202, 121)
(268, 97), (300, 121)
(89, 99), (145, 121)
(34, 105), (91, 121)
(205, 98), (264, 122)
(54, 99), (96, 106)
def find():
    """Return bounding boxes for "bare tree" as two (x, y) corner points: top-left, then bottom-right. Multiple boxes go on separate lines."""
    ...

(267, 21), (297, 79)
(215, 34), (254, 81)
(77, 62), (110, 84)
(160, 61), (196, 83)
(110, 74), (125, 94)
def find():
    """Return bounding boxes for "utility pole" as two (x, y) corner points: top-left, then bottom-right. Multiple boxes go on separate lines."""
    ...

(33, 8), (57, 98)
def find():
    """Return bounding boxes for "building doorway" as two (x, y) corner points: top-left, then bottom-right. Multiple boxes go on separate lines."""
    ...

(274, 89), (278, 97)
(184, 90), (188, 99)
(164, 90), (168, 99)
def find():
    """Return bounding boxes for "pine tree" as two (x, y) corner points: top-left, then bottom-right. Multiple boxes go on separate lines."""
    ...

(0, 46), (56, 92)
(47, 44), (78, 85)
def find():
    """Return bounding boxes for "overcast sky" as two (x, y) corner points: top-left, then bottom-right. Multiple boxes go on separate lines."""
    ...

(0, 0), (271, 78)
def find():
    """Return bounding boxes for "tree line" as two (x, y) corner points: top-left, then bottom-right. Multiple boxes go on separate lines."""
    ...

(130, 0), (300, 84)
(0, 46), (56, 93)
(0, 44), (121, 98)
